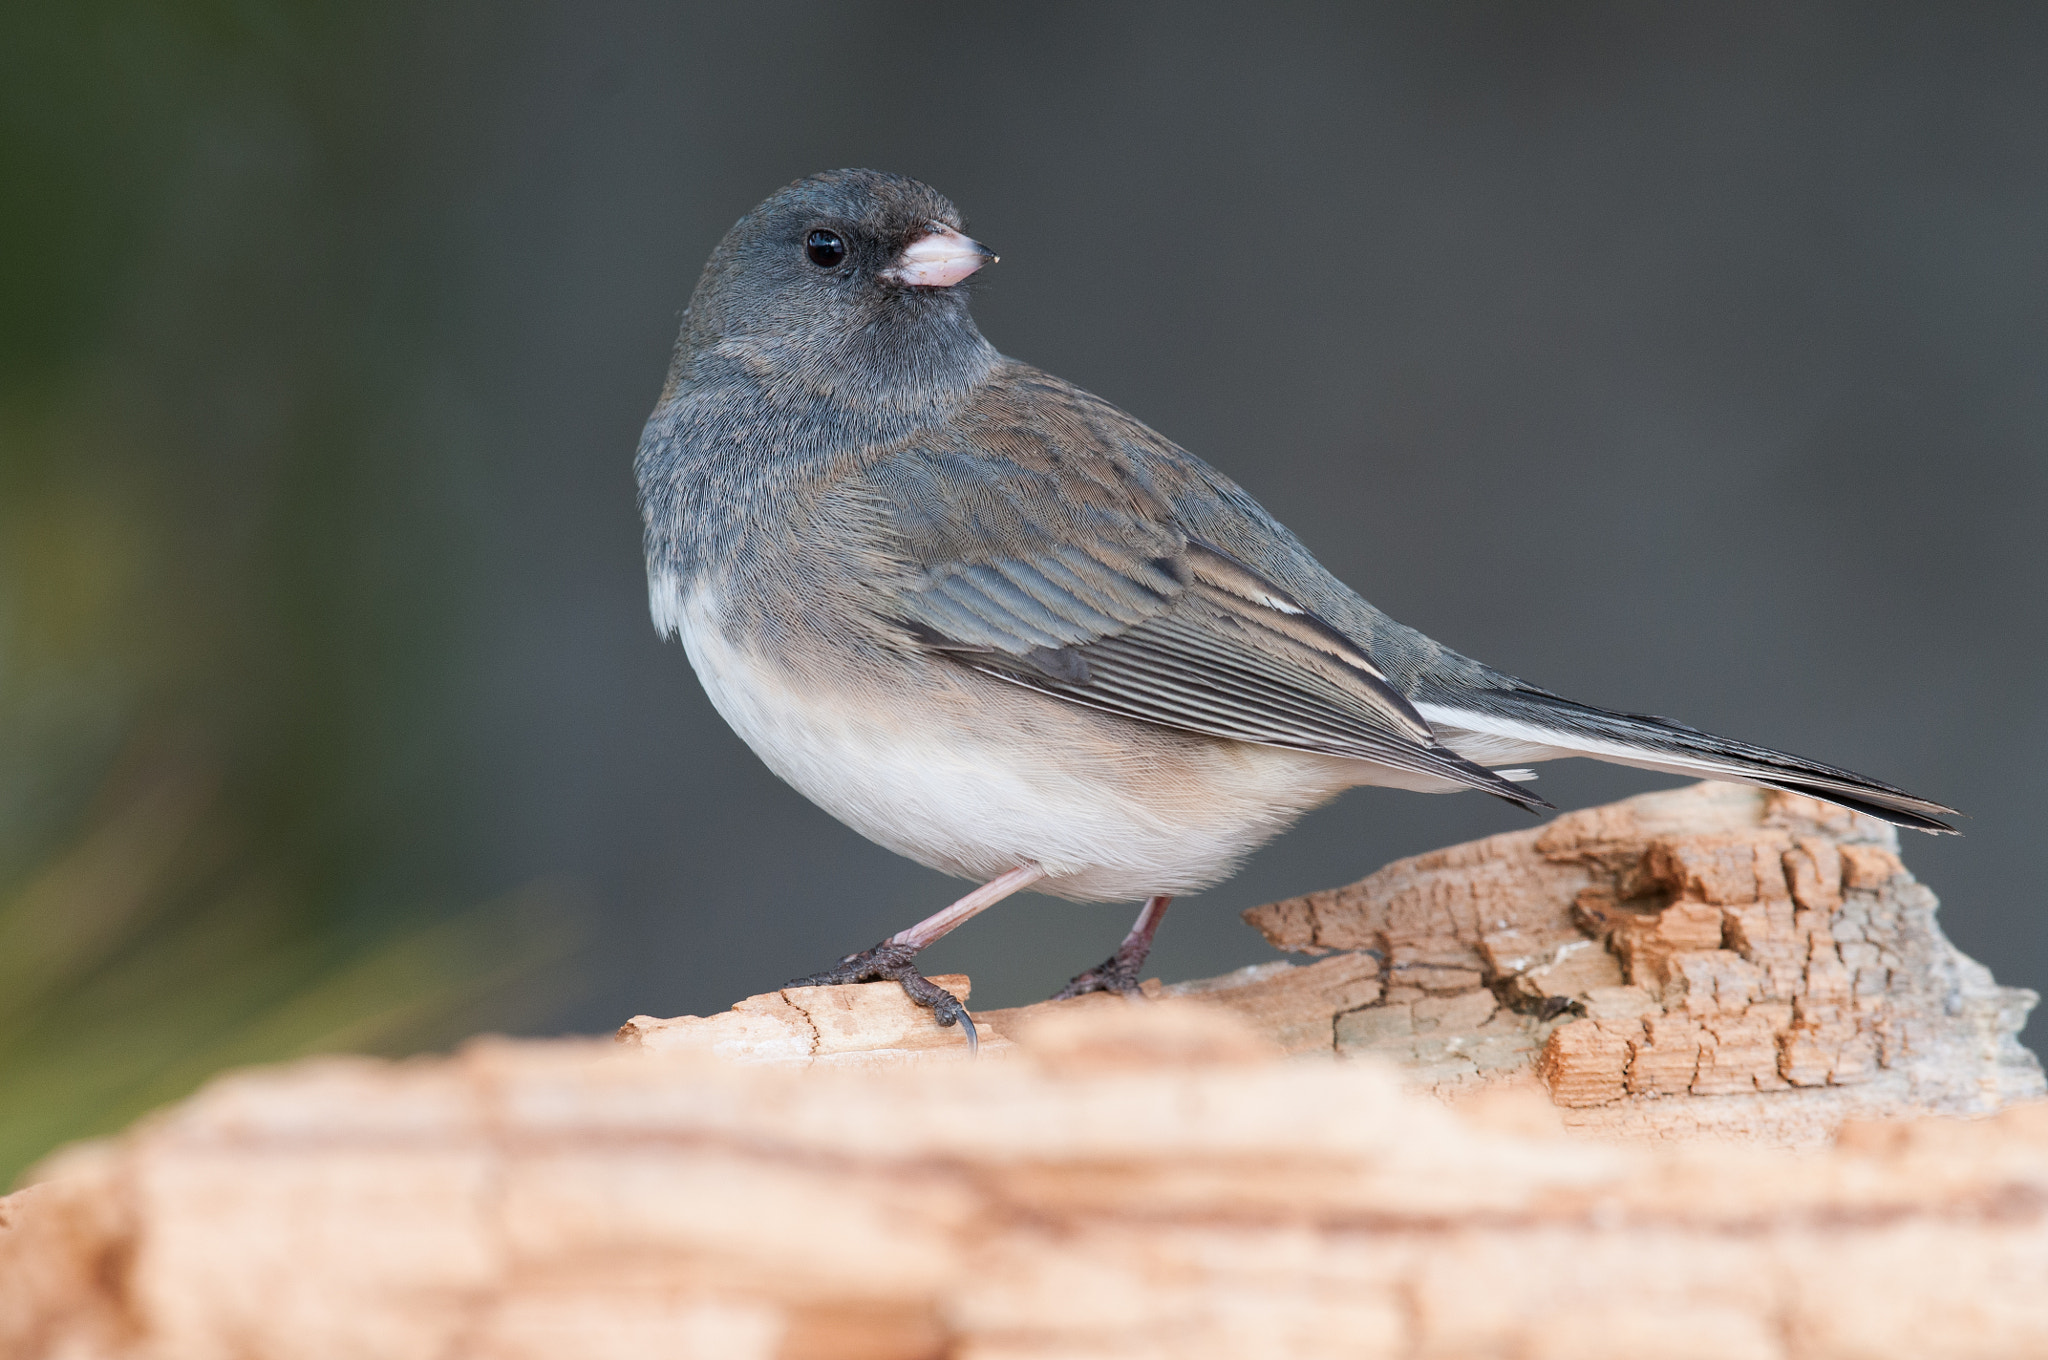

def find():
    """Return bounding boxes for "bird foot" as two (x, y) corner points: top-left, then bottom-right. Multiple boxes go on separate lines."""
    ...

(785, 940), (978, 1052)
(1050, 950), (1147, 1001)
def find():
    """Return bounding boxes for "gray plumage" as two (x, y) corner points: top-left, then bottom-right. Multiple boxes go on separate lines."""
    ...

(637, 169), (1953, 948)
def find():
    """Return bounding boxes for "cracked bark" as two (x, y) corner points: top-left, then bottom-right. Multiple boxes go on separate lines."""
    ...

(1242, 781), (2041, 1144)
(625, 783), (2039, 1148)
(7, 1006), (2048, 1360)
(4, 783), (2044, 1360)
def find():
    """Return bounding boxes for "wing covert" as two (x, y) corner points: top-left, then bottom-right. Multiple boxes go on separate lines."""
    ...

(852, 425), (1549, 811)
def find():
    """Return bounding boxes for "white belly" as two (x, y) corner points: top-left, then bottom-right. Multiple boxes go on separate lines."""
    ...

(659, 578), (1367, 902)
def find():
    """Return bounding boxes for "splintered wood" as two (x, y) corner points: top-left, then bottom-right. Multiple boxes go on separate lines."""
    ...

(4, 782), (2045, 1359)
(5, 1006), (2048, 1360)
(623, 783), (2040, 1146)
(1243, 781), (2041, 1142)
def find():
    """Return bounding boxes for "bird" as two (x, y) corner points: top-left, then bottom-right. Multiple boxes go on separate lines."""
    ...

(635, 169), (1956, 1049)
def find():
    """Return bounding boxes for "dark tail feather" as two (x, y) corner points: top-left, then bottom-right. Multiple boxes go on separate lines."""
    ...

(1745, 778), (1957, 835)
(1420, 688), (1959, 834)
(1441, 747), (1557, 815)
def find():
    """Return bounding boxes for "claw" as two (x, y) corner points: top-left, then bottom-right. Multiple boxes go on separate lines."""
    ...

(952, 1008), (980, 1055)
(1051, 953), (1145, 1001)
(785, 940), (979, 1053)
(1050, 895), (1169, 1003)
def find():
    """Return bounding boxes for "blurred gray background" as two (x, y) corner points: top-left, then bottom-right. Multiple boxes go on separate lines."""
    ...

(3, 1), (2042, 1177)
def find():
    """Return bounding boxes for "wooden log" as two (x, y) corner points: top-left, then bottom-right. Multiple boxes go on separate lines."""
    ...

(4, 1003), (2048, 1359)
(1246, 781), (2042, 1143)
(4, 782), (2044, 1358)
(623, 783), (2041, 1147)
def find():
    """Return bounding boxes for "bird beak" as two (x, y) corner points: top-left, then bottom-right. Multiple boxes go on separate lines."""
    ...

(883, 223), (997, 288)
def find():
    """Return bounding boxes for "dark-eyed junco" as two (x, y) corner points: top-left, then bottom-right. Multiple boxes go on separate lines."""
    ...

(636, 169), (1955, 1047)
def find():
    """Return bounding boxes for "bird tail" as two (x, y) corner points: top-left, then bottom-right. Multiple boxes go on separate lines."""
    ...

(1415, 688), (1959, 834)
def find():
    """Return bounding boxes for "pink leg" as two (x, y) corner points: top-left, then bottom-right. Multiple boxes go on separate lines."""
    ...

(890, 863), (1048, 949)
(1052, 894), (1173, 1000)
(786, 863), (1047, 1052)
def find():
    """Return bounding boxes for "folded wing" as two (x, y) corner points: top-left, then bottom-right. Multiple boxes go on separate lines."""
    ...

(856, 446), (1551, 812)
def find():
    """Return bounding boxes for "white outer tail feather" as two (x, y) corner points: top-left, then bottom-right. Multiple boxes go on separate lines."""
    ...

(1419, 701), (1766, 784)
(1415, 701), (1944, 827)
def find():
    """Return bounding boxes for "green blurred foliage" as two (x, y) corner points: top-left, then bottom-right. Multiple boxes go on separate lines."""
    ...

(0, 1), (573, 1184)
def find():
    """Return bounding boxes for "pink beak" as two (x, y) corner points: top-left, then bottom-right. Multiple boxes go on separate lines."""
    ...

(883, 223), (998, 288)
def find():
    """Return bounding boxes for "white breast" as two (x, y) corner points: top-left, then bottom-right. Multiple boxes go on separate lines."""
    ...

(653, 575), (1368, 903)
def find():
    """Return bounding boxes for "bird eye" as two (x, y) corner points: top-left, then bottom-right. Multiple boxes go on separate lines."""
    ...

(805, 230), (847, 268)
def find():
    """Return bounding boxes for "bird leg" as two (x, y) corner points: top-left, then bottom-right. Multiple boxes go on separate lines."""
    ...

(784, 863), (1046, 1052)
(1052, 895), (1172, 1000)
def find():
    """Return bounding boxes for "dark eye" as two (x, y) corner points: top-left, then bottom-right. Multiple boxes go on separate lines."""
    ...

(805, 230), (846, 268)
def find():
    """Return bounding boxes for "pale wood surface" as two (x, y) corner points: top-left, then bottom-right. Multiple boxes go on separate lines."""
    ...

(5, 783), (2044, 1359)
(623, 783), (2040, 1147)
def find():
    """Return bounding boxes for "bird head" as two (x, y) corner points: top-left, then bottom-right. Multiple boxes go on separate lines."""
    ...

(676, 169), (999, 404)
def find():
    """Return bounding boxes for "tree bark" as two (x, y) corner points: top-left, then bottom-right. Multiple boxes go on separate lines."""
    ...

(624, 782), (2041, 1147)
(4, 783), (2043, 1360)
